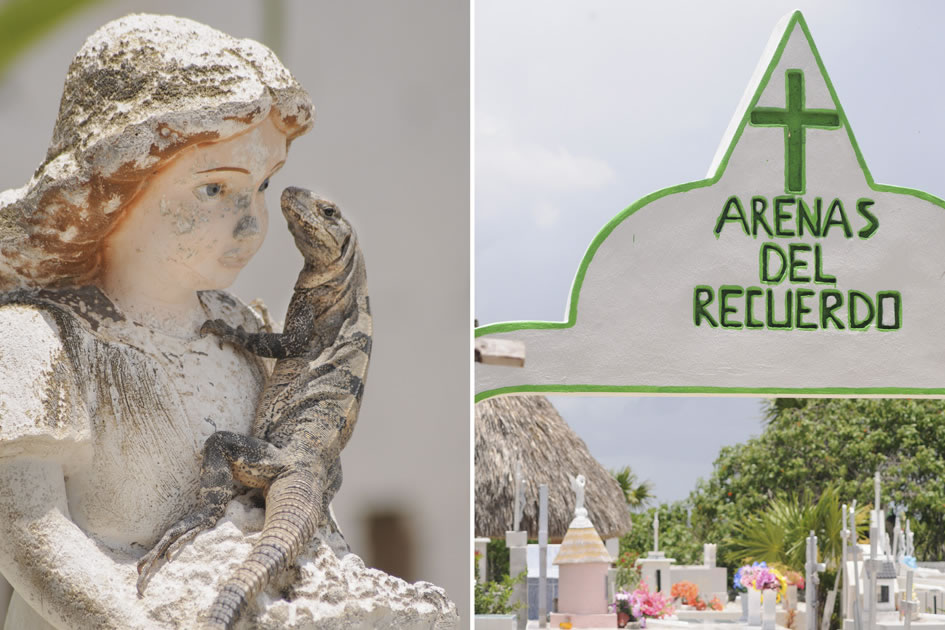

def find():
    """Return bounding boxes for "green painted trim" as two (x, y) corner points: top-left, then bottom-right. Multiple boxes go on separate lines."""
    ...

(475, 385), (945, 403)
(475, 12), (945, 399)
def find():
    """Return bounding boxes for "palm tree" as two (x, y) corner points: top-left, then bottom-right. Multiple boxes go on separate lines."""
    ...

(611, 466), (655, 511)
(725, 486), (868, 570)
(725, 486), (869, 630)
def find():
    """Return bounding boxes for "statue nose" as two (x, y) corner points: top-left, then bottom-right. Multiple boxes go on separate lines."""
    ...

(233, 215), (260, 240)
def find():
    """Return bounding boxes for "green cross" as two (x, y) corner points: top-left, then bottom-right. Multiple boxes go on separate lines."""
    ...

(750, 69), (840, 194)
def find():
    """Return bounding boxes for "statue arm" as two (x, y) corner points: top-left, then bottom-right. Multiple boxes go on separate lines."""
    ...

(0, 305), (147, 629)
(0, 305), (92, 458)
(0, 458), (150, 629)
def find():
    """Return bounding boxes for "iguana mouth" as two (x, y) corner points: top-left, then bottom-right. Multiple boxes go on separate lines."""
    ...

(281, 190), (309, 221)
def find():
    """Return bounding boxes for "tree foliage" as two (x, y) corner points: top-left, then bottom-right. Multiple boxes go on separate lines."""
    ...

(486, 538), (510, 582)
(689, 398), (945, 562)
(0, 0), (105, 80)
(620, 503), (702, 565)
(611, 466), (655, 510)
(474, 571), (526, 615)
(725, 486), (870, 571)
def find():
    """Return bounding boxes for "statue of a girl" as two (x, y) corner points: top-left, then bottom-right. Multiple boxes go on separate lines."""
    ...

(0, 15), (455, 630)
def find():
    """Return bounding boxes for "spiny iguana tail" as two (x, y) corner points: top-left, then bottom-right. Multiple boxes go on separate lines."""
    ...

(136, 187), (371, 630)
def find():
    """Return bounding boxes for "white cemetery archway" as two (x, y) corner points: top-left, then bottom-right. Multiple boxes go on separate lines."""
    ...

(476, 11), (945, 402)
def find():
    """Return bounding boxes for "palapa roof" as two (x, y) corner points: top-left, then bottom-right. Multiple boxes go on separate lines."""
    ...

(475, 394), (632, 541)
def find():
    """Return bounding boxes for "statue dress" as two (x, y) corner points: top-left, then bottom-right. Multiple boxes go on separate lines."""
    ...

(0, 287), (267, 629)
(0, 289), (456, 630)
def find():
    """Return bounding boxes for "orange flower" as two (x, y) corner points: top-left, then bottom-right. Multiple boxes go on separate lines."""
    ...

(671, 581), (700, 606)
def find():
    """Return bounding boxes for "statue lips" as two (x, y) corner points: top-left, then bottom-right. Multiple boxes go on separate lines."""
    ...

(217, 250), (253, 269)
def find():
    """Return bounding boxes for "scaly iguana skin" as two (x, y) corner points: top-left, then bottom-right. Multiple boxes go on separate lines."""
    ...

(136, 187), (371, 630)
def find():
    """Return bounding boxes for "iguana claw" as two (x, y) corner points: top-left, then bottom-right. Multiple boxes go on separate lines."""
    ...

(136, 510), (218, 596)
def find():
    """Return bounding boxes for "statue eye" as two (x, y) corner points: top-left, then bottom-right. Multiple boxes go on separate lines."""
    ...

(258, 178), (270, 192)
(195, 183), (223, 200)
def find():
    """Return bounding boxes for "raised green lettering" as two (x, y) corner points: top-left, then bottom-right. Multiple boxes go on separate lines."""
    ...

(849, 290), (874, 330)
(760, 242), (788, 285)
(774, 196), (796, 237)
(856, 198), (879, 239)
(714, 196), (749, 237)
(788, 243), (812, 283)
(719, 285), (744, 329)
(751, 196), (773, 238)
(693, 286), (718, 327)
(813, 244), (836, 284)
(820, 289), (845, 329)
(795, 288), (816, 329)
(745, 286), (764, 329)
(824, 198), (853, 238)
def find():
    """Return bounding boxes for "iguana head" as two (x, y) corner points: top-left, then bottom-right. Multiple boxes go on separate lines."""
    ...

(280, 187), (354, 267)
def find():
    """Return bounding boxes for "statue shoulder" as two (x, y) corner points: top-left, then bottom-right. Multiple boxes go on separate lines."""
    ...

(0, 298), (93, 460)
(198, 290), (274, 333)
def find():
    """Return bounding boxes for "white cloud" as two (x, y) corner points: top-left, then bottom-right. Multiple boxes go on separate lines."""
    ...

(532, 200), (560, 229)
(478, 137), (615, 194)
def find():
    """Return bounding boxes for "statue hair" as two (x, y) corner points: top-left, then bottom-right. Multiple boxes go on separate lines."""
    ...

(0, 14), (313, 289)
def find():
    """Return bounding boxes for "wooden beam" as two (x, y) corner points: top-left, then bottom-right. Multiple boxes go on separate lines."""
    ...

(475, 337), (525, 367)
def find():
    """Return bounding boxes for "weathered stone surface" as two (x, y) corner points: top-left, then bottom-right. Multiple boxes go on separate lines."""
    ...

(142, 500), (459, 630)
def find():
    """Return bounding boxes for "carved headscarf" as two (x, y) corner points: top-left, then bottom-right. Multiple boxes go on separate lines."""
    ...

(0, 14), (313, 289)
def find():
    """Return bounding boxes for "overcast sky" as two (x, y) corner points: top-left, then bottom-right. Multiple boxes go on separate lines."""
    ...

(475, 1), (945, 504)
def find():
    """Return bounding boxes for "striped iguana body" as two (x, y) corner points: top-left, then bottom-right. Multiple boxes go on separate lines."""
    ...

(136, 187), (371, 630)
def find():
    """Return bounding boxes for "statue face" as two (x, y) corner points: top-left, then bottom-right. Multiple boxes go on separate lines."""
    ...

(103, 116), (288, 292)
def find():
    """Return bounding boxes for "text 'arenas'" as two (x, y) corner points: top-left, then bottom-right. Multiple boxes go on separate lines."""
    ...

(693, 195), (901, 332)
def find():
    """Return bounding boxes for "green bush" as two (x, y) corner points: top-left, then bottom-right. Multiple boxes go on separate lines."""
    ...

(690, 399), (945, 562)
(474, 571), (526, 615)
(615, 550), (642, 591)
(621, 503), (702, 565)
(486, 538), (510, 581)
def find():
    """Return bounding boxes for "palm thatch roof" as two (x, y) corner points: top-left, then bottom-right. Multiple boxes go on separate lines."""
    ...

(475, 394), (632, 541)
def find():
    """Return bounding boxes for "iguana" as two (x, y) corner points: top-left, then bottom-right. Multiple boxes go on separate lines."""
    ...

(136, 187), (371, 630)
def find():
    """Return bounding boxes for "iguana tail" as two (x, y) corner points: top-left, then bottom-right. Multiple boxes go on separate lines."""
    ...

(204, 470), (320, 630)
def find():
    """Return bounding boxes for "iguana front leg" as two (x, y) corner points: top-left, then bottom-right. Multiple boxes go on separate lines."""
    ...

(136, 431), (287, 594)
(200, 301), (329, 359)
(202, 314), (321, 358)
(200, 319), (293, 359)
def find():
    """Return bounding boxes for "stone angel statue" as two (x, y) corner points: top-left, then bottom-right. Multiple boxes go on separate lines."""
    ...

(0, 14), (454, 630)
(568, 473), (587, 516)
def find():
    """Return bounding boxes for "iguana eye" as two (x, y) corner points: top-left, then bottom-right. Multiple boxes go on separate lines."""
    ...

(258, 178), (270, 192)
(194, 183), (223, 200)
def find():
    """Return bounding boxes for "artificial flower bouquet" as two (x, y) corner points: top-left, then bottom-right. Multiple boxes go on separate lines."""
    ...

(670, 581), (725, 611)
(784, 570), (805, 590)
(620, 582), (675, 626)
(612, 589), (635, 618)
(670, 581), (699, 607)
(735, 561), (787, 601)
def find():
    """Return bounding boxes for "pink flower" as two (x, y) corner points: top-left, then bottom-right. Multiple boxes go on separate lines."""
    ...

(629, 582), (675, 620)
